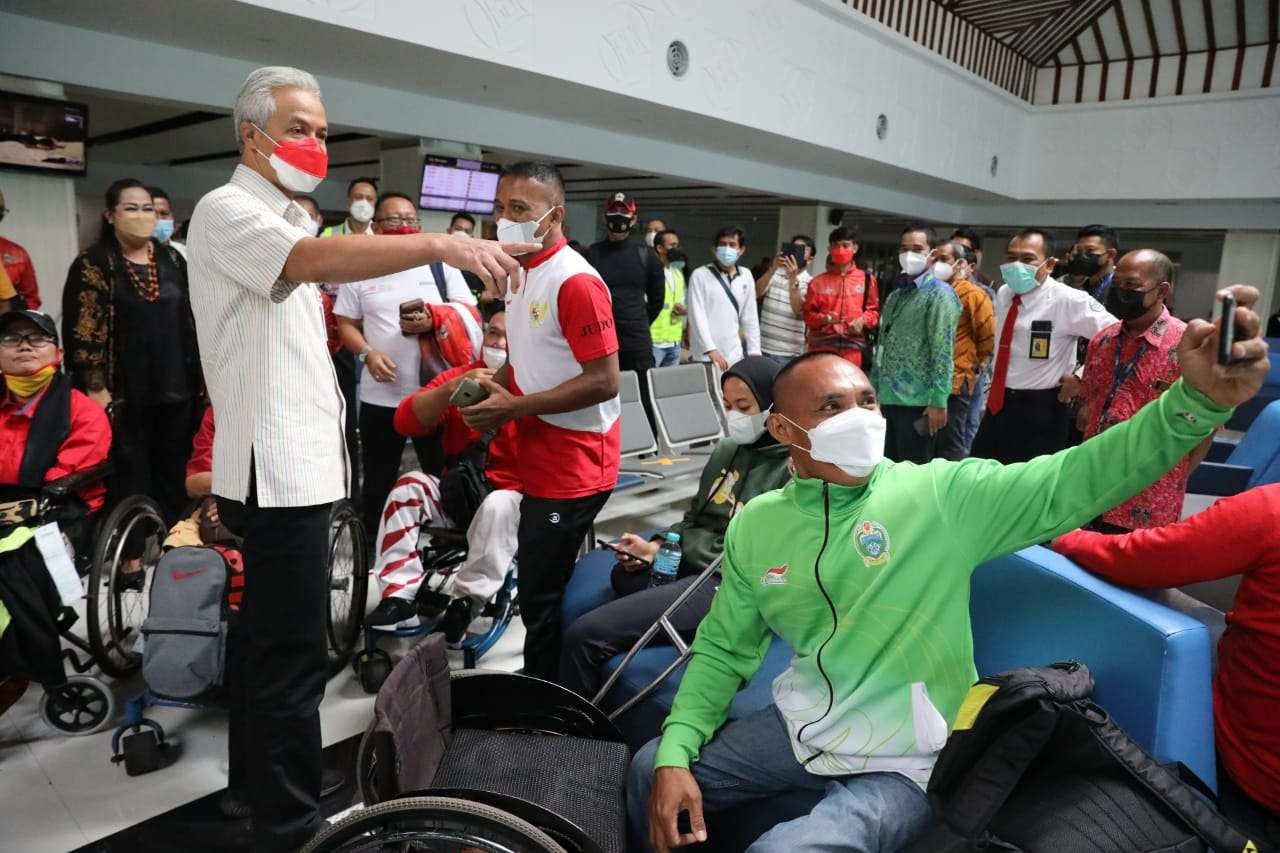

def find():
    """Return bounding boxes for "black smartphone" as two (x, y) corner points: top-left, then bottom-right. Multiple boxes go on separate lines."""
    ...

(1215, 292), (1236, 366)
(912, 415), (930, 437)
(595, 538), (652, 567)
(780, 242), (806, 268)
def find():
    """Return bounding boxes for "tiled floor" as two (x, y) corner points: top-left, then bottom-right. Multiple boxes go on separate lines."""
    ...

(1, 498), (685, 853)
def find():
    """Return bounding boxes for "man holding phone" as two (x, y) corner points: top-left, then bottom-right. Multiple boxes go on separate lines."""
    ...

(755, 235), (815, 366)
(335, 192), (478, 542)
(802, 226), (878, 367)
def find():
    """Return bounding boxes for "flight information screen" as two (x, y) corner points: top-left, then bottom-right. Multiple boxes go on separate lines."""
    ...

(419, 156), (501, 214)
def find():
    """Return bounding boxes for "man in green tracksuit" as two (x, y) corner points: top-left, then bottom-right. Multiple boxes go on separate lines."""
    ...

(629, 286), (1270, 853)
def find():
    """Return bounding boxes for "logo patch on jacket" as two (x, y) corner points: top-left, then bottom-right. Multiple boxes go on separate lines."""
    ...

(855, 520), (891, 567)
(528, 299), (550, 327)
(762, 564), (789, 586)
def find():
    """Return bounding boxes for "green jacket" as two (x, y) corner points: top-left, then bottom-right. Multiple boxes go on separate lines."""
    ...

(872, 274), (961, 409)
(650, 267), (686, 345)
(667, 436), (791, 576)
(656, 378), (1230, 785)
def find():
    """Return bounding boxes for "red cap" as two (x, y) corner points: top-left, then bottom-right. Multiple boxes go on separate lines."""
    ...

(605, 192), (636, 215)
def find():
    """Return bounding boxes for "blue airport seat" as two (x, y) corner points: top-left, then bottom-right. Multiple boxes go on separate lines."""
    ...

(1225, 349), (1280, 431)
(1189, 398), (1280, 495)
(601, 544), (1217, 786)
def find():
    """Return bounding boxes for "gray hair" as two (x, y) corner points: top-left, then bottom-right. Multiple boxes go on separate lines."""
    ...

(232, 66), (321, 150)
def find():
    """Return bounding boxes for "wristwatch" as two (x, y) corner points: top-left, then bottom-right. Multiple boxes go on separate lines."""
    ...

(357, 346), (372, 364)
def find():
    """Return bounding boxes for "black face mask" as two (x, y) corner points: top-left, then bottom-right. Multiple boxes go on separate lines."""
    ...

(1105, 286), (1153, 321)
(1066, 252), (1104, 277)
(605, 215), (633, 235)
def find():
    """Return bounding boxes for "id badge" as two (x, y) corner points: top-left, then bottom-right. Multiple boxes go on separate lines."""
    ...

(34, 523), (84, 607)
(1029, 320), (1052, 360)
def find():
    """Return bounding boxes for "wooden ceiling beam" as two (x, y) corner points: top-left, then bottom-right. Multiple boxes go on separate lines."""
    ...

(1265, 0), (1279, 87)
(1202, 0), (1218, 93)
(1172, 0), (1189, 95)
(1140, 0), (1162, 97)
(1113, 0), (1136, 99)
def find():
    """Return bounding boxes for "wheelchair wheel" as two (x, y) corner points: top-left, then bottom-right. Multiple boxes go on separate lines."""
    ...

(326, 500), (368, 677)
(354, 648), (392, 695)
(87, 494), (166, 678)
(40, 675), (115, 736)
(300, 795), (567, 853)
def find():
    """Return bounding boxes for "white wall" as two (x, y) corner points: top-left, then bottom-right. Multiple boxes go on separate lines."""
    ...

(1218, 232), (1280, 325)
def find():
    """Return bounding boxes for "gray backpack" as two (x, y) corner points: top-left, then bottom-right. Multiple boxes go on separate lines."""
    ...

(141, 546), (236, 700)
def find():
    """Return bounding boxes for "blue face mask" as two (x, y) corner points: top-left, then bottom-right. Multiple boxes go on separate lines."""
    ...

(1000, 261), (1041, 295)
(715, 246), (740, 267)
(153, 218), (175, 243)
(671, 260), (686, 272)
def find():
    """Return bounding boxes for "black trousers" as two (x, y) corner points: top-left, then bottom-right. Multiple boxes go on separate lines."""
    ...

(218, 488), (331, 853)
(111, 397), (201, 525)
(559, 570), (717, 700)
(882, 404), (935, 464)
(333, 350), (360, 502)
(516, 490), (612, 681)
(971, 388), (1070, 464)
(1218, 755), (1280, 848)
(359, 402), (442, 544)
(618, 348), (657, 436)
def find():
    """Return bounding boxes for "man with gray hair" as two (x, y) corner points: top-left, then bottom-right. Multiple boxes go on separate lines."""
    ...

(186, 66), (537, 851)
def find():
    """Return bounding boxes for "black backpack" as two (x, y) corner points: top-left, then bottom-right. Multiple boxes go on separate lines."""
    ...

(438, 431), (495, 530)
(910, 661), (1268, 853)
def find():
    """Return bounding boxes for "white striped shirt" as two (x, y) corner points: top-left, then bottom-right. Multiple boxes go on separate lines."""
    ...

(187, 165), (348, 507)
(758, 267), (811, 356)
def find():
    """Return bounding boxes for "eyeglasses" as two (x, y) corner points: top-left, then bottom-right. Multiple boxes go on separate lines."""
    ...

(375, 216), (421, 228)
(0, 332), (56, 349)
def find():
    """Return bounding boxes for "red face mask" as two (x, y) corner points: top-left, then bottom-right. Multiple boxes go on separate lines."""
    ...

(830, 246), (855, 266)
(381, 225), (420, 236)
(251, 124), (328, 192)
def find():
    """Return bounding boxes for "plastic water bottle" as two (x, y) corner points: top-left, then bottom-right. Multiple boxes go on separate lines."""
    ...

(650, 532), (682, 588)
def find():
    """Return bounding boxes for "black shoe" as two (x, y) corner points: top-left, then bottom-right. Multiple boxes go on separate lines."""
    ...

(416, 589), (451, 620)
(440, 597), (474, 645)
(116, 565), (147, 593)
(365, 597), (420, 630)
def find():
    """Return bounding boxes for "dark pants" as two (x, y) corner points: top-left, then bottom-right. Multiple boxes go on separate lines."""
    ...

(111, 397), (201, 525)
(359, 402), (442, 544)
(1218, 756), (1280, 848)
(559, 570), (717, 700)
(882, 404), (935, 464)
(218, 487), (331, 853)
(333, 350), (360, 502)
(937, 384), (977, 462)
(516, 490), (612, 681)
(971, 388), (1070, 464)
(618, 348), (657, 436)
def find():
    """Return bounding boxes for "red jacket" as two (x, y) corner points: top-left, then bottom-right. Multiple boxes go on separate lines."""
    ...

(802, 267), (879, 353)
(0, 384), (111, 511)
(0, 234), (39, 309)
(1054, 484), (1280, 814)
(186, 406), (215, 480)
(393, 361), (520, 493)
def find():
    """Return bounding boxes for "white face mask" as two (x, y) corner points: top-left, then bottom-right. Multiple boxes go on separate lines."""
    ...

(726, 408), (769, 445)
(349, 199), (374, 223)
(778, 406), (886, 478)
(932, 261), (954, 282)
(482, 345), (507, 370)
(450, 228), (471, 238)
(645, 230), (657, 247)
(899, 251), (929, 277)
(303, 218), (321, 237)
(495, 206), (558, 254)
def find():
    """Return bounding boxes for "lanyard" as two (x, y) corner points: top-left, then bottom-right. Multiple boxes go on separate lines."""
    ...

(1098, 336), (1150, 429)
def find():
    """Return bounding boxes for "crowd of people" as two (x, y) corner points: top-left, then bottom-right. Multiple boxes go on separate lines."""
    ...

(0, 63), (1277, 853)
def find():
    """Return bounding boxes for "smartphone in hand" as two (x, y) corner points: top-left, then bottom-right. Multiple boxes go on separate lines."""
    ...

(595, 538), (652, 567)
(1213, 292), (1237, 366)
(449, 377), (490, 407)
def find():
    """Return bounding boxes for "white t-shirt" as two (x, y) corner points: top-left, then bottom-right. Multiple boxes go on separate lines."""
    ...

(334, 263), (475, 407)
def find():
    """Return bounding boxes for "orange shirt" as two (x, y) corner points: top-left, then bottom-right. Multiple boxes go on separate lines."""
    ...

(950, 278), (995, 395)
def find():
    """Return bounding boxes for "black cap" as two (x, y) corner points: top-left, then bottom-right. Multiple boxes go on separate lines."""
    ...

(0, 309), (58, 344)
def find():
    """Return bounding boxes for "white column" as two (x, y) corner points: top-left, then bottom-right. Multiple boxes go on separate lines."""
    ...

(777, 205), (834, 266)
(1217, 231), (1280, 329)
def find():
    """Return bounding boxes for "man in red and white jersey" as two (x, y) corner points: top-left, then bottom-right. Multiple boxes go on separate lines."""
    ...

(462, 161), (621, 681)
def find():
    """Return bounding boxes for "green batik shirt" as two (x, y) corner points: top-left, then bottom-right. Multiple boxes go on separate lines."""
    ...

(872, 273), (961, 409)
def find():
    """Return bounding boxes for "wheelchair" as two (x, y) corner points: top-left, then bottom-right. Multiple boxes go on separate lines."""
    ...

(303, 556), (727, 853)
(353, 524), (517, 694)
(108, 498), (368, 774)
(0, 463), (168, 736)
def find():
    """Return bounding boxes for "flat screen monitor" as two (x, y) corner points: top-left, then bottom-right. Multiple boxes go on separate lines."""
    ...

(419, 156), (500, 215)
(0, 90), (88, 176)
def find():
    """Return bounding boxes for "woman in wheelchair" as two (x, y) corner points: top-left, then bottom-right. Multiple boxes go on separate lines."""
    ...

(0, 309), (111, 691)
(559, 355), (791, 699)
(366, 304), (521, 641)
